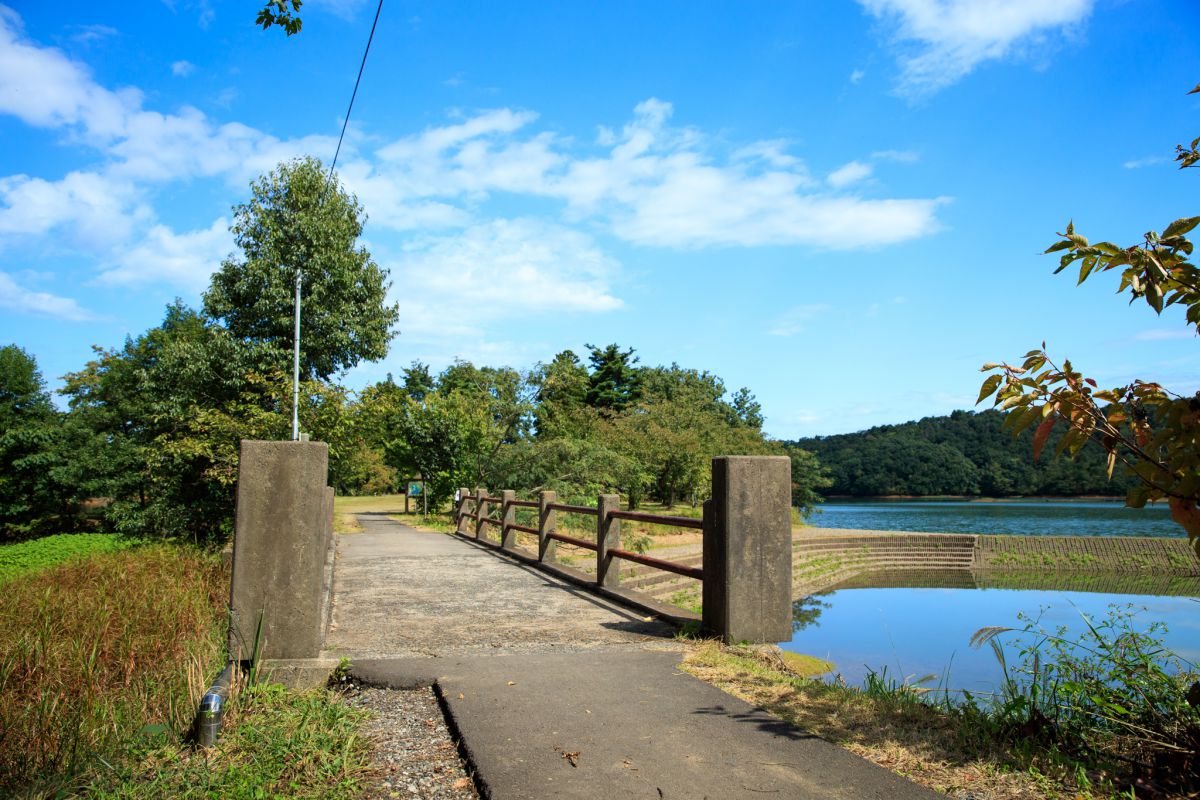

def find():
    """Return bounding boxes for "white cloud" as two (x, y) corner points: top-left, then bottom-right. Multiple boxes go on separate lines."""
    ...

(70, 24), (118, 44)
(827, 160), (873, 188)
(0, 271), (97, 321)
(1134, 328), (1193, 342)
(872, 149), (919, 163)
(769, 304), (830, 337)
(171, 60), (195, 77)
(1124, 156), (1167, 170)
(97, 217), (233, 291)
(0, 171), (147, 249)
(858, 0), (1095, 98)
(850, 68), (866, 84)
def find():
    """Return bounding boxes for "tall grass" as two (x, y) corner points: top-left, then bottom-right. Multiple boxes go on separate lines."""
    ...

(0, 544), (227, 795)
(0, 533), (136, 582)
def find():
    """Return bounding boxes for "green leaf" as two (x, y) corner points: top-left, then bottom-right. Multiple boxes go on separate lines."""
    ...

(977, 374), (1002, 405)
(1163, 216), (1200, 239)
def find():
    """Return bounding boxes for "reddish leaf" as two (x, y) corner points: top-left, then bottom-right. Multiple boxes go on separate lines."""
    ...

(1033, 416), (1057, 462)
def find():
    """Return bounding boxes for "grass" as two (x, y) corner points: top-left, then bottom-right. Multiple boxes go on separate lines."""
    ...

(89, 683), (370, 799)
(0, 533), (138, 582)
(0, 544), (227, 795)
(681, 640), (1124, 799)
(0, 539), (375, 798)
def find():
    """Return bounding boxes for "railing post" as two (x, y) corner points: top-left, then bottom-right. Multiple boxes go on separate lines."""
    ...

(702, 456), (793, 643)
(538, 490), (557, 563)
(475, 488), (488, 541)
(455, 487), (470, 534)
(500, 490), (516, 550)
(597, 494), (621, 588)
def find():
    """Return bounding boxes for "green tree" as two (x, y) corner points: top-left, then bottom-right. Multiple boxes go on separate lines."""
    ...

(979, 84), (1200, 545)
(62, 304), (284, 543)
(203, 156), (398, 381)
(401, 361), (435, 401)
(585, 343), (641, 413)
(532, 350), (590, 437)
(0, 346), (72, 539)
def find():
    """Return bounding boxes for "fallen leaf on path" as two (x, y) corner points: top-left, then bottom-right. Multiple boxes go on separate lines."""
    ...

(507, 681), (516, 686)
(457, 693), (465, 700)
(452, 778), (472, 790)
(554, 746), (581, 767)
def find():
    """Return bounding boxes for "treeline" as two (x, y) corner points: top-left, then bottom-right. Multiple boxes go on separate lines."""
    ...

(791, 409), (1136, 497)
(0, 338), (826, 544)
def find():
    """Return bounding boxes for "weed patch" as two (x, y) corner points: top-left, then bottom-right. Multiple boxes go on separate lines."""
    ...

(0, 533), (136, 582)
(0, 544), (227, 795)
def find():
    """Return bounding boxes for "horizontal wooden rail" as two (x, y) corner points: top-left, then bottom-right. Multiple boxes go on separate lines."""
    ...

(508, 499), (539, 509)
(607, 510), (703, 529)
(461, 512), (479, 521)
(509, 523), (539, 535)
(548, 503), (598, 516)
(479, 516), (500, 526)
(481, 495), (502, 503)
(548, 532), (598, 551)
(607, 548), (704, 580)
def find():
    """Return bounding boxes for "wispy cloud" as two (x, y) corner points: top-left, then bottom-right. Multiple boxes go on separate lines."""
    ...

(850, 68), (866, 84)
(69, 24), (118, 45)
(769, 304), (830, 337)
(1123, 156), (1167, 170)
(171, 60), (195, 77)
(1134, 328), (1193, 342)
(97, 217), (232, 291)
(827, 160), (873, 188)
(0, 271), (98, 321)
(858, 0), (1095, 98)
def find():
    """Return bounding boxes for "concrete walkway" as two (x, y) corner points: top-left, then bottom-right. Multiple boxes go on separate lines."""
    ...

(328, 516), (937, 800)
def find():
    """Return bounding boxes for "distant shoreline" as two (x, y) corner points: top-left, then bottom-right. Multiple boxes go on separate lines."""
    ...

(821, 494), (1129, 502)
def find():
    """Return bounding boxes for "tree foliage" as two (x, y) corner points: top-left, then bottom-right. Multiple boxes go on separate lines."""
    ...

(203, 156), (398, 381)
(256, 0), (303, 35)
(979, 85), (1200, 546)
(0, 346), (73, 539)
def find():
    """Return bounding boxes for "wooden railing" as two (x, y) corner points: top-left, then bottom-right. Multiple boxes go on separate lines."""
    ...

(450, 456), (795, 644)
(455, 488), (703, 590)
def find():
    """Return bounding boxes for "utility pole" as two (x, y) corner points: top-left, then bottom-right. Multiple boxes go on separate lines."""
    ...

(292, 268), (302, 441)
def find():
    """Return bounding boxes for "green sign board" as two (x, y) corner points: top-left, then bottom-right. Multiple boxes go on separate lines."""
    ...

(408, 482), (422, 497)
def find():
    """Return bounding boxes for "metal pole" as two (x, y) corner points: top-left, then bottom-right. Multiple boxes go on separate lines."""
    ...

(292, 268), (301, 441)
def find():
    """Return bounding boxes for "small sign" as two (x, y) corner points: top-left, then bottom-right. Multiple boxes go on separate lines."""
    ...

(408, 482), (422, 497)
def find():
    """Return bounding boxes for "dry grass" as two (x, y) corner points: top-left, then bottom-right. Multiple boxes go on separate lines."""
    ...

(681, 641), (1103, 799)
(0, 545), (227, 795)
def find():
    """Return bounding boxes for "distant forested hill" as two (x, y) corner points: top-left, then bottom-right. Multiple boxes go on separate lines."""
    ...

(790, 410), (1135, 498)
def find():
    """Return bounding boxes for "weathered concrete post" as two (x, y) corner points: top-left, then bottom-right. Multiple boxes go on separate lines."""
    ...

(596, 494), (621, 588)
(538, 490), (557, 563)
(500, 490), (517, 550)
(228, 440), (332, 661)
(702, 456), (793, 643)
(455, 487), (471, 534)
(475, 488), (488, 541)
(319, 485), (336, 642)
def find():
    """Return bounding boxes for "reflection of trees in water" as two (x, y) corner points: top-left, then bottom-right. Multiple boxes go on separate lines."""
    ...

(793, 595), (831, 632)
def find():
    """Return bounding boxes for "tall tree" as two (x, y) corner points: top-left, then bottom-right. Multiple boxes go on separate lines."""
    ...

(585, 343), (641, 413)
(203, 156), (399, 381)
(532, 350), (590, 437)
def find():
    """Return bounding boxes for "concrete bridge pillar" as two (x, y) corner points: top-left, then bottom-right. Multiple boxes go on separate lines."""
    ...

(702, 456), (793, 644)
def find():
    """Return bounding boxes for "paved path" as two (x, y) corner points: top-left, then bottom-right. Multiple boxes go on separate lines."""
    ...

(328, 516), (937, 800)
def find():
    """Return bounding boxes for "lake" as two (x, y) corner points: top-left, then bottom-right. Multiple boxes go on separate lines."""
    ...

(810, 498), (1180, 538)
(782, 584), (1200, 694)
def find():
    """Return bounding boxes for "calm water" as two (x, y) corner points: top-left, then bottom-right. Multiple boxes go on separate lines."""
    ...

(811, 499), (1180, 538)
(783, 585), (1200, 694)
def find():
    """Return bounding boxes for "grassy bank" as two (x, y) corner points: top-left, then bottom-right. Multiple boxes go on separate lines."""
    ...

(0, 539), (372, 797)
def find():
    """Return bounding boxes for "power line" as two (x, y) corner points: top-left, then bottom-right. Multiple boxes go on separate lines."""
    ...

(328, 0), (385, 181)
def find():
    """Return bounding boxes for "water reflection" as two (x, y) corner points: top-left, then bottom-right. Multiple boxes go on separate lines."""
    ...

(785, 569), (1200, 692)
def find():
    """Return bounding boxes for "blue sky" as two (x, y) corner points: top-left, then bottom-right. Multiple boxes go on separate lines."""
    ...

(1, 0), (1197, 438)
